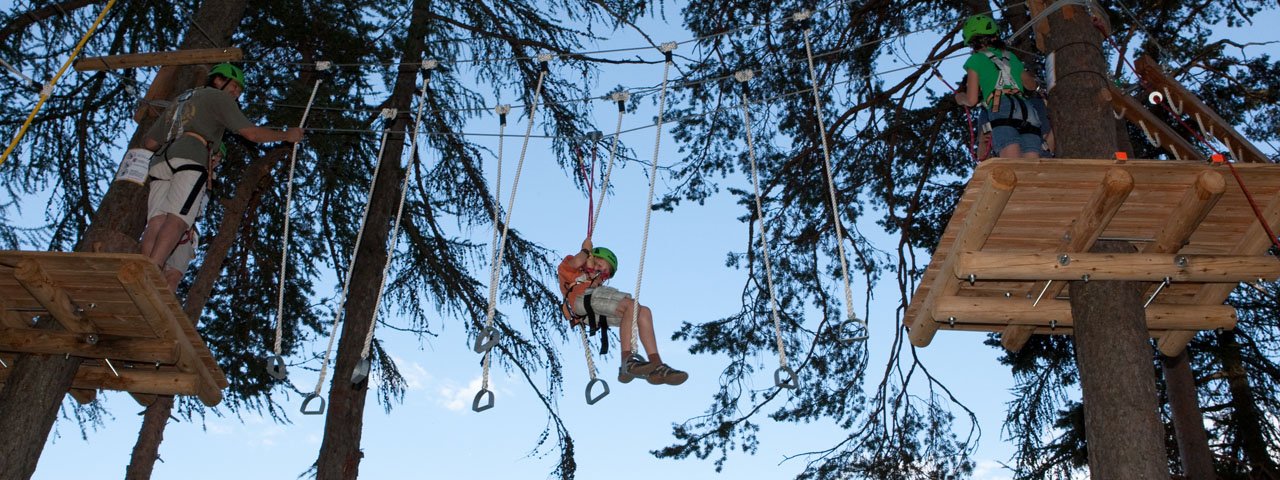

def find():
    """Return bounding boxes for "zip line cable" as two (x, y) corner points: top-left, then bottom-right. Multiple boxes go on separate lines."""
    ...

(473, 54), (552, 412)
(735, 69), (797, 390)
(0, 0), (116, 167)
(267, 67), (327, 382)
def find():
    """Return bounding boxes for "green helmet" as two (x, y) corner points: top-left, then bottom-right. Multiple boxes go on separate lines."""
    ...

(208, 63), (245, 89)
(590, 247), (618, 275)
(217, 142), (227, 157)
(962, 14), (999, 45)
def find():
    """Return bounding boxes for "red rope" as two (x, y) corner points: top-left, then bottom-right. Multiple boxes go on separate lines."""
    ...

(931, 67), (978, 162)
(576, 145), (596, 238)
(1098, 26), (1280, 251)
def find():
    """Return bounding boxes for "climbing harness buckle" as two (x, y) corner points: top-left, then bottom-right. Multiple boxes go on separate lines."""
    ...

(267, 354), (287, 380)
(351, 356), (371, 384)
(472, 325), (501, 354)
(300, 393), (326, 415)
(773, 365), (798, 390)
(472, 388), (495, 412)
(584, 378), (610, 405)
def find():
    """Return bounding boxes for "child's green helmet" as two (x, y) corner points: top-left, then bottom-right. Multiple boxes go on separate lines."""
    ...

(208, 63), (246, 89)
(962, 14), (999, 45)
(590, 247), (618, 275)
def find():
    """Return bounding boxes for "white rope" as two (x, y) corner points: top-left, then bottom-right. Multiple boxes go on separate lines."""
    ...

(589, 91), (630, 235)
(801, 29), (861, 330)
(272, 72), (325, 356)
(480, 104), (510, 391)
(578, 322), (599, 379)
(735, 70), (789, 369)
(481, 55), (552, 391)
(628, 42), (678, 353)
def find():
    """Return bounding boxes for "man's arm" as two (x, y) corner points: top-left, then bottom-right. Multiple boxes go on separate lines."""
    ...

(237, 125), (303, 144)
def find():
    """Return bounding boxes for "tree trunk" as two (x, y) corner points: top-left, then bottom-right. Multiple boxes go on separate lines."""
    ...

(125, 149), (286, 480)
(0, 2), (245, 479)
(1217, 329), (1280, 476)
(314, 2), (430, 479)
(1047, 7), (1167, 477)
(1163, 350), (1216, 480)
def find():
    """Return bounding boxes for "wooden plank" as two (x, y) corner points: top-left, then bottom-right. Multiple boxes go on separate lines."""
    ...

(74, 47), (243, 72)
(1135, 56), (1270, 164)
(68, 389), (96, 405)
(72, 367), (199, 397)
(956, 252), (1280, 283)
(13, 259), (95, 334)
(0, 296), (30, 329)
(908, 166), (1018, 347)
(0, 328), (179, 364)
(1159, 190), (1280, 355)
(117, 262), (222, 406)
(935, 297), (1237, 330)
(1102, 85), (1204, 162)
(1004, 167), (1134, 350)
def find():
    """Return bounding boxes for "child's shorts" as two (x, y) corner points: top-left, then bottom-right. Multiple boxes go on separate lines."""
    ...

(164, 228), (199, 273)
(990, 97), (1045, 156)
(147, 158), (207, 226)
(571, 286), (631, 326)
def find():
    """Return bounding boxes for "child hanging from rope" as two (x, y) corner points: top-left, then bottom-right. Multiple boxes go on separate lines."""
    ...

(558, 238), (688, 385)
(140, 63), (303, 270)
(954, 14), (1046, 159)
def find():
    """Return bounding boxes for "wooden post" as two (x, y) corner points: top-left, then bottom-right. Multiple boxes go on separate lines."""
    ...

(74, 47), (243, 71)
(1046, 2), (1169, 475)
(907, 166), (1017, 347)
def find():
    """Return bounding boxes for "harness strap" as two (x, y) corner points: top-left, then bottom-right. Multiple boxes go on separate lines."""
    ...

(581, 293), (609, 355)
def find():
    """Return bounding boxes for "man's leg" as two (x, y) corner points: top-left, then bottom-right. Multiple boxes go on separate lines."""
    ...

(143, 214), (189, 268)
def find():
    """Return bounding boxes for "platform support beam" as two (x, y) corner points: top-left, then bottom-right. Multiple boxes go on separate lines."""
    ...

(907, 166), (1017, 347)
(117, 263), (222, 406)
(934, 297), (1236, 330)
(956, 252), (1279, 283)
(1002, 167), (1133, 351)
(0, 329), (179, 364)
(13, 259), (95, 334)
(73, 47), (243, 72)
(1159, 189), (1280, 356)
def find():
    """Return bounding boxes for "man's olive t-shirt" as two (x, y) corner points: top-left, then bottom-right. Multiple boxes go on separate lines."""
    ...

(146, 87), (253, 167)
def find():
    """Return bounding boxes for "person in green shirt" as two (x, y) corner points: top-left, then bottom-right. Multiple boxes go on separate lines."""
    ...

(140, 63), (302, 270)
(953, 14), (1046, 159)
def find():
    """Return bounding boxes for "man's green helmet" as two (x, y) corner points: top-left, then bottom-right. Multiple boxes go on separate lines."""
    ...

(590, 247), (618, 275)
(962, 14), (999, 45)
(217, 142), (227, 157)
(208, 63), (245, 88)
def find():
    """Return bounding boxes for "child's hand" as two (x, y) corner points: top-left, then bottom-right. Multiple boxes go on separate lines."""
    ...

(581, 238), (593, 252)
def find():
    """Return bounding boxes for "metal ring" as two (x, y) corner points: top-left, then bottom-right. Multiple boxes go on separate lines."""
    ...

(584, 378), (610, 405)
(472, 388), (495, 412)
(773, 366), (798, 390)
(300, 393), (326, 415)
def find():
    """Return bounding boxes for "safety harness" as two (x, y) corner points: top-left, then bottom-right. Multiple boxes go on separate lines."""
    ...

(563, 273), (610, 355)
(147, 89), (215, 216)
(980, 49), (1042, 137)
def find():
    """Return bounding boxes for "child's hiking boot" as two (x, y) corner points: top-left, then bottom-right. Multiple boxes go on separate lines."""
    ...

(618, 353), (655, 383)
(645, 363), (688, 386)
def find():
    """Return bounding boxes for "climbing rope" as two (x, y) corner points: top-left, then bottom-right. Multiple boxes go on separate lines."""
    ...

(735, 69), (797, 390)
(929, 67), (979, 162)
(325, 107), (396, 387)
(797, 12), (867, 343)
(0, 0), (117, 167)
(267, 64), (328, 381)
(473, 55), (552, 412)
(627, 42), (678, 357)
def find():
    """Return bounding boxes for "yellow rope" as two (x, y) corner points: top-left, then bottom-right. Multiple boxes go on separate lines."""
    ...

(0, 0), (118, 167)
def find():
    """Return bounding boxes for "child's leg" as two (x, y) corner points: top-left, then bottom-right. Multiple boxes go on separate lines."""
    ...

(997, 143), (1023, 158)
(617, 298), (659, 360)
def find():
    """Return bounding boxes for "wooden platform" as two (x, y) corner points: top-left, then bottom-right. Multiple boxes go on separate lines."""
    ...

(0, 251), (227, 406)
(905, 158), (1280, 355)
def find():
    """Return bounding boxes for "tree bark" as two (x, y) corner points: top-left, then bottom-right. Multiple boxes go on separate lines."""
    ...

(1217, 329), (1280, 476)
(1163, 350), (1216, 480)
(0, 2), (245, 479)
(1047, 9), (1166, 477)
(314, 2), (430, 479)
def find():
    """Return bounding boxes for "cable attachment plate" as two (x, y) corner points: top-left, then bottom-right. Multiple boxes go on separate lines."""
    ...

(584, 378), (610, 405)
(791, 9), (813, 22)
(421, 59), (439, 70)
(379, 108), (397, 120)
(587, 130), (603, 142)
(536, 53), (554, 64)
(351, 356), (371, 384)
(733, 69), (754, 83)
(773, 365), (798, 390)
(267, 354), (287, 380)
(473, 325), (501, 353)
(300, 393), (326, 415)
(315, 61), (333, 71)
(472, 388), (495, 412)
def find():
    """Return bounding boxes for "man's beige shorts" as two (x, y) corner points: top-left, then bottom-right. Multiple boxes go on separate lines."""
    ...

(571, 286), (632, 327)
(147, 158), (206, 226)
(165, 228), (199, 273)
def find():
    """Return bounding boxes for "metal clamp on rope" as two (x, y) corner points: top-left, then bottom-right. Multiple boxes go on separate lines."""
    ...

(300, 393), (326, 415)
(473, 325), (501, 354)
(587, 130), (603, 142)
(351, 356), (372, 384)
(658, 42), (677, 63)
(773, 365), (798, 390)
(471, 388), (495, 412)
(610, 91), (630, 112)
(496, 104), (511, 126)
(267, 355), (288, 380)
(584, 378), (610, 405)
(537, 53), (554, 71)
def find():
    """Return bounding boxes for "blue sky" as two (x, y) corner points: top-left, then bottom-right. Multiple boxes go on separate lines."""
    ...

(13, 2), (1280, 479)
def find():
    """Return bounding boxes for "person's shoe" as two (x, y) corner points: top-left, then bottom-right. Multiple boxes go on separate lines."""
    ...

(618, 353), (653, 383)
(645, 363), (688, 386)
